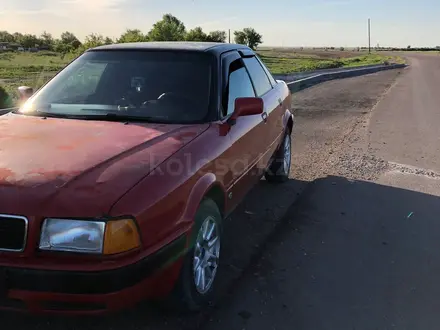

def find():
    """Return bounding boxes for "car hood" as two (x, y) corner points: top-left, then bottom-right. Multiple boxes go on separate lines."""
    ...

(0, 113), (209, 217)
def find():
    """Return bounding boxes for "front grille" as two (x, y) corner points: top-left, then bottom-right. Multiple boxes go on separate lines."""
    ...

(0, 214), (28, 251)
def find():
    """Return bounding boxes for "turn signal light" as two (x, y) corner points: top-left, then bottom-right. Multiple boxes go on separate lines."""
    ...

(103, 219), (141, 255)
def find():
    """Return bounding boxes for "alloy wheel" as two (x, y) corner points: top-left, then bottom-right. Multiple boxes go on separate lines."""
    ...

(193, 216), (221, 294)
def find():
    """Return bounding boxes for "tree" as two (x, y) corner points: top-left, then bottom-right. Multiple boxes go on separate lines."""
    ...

(117, 29), (147, 43)
(53, 32), (81, 54)
(234, 28), (262, 50)
(60, 31), (81, 49)
(185, 27), (208, 42)
(53, 40), (68, 53)
(21, 34), (39, 48)
(104, 37), (114, 45)
(13, 32), (24, 44)
(39, 31), (54, 49)
(72, 33), (112, 55)
(83, 33), (106, 48)
(0, 31), (14, 43)
(207, 30), (226, 43)
(148, 14), (186, 41)
(407, 45), (411, 50)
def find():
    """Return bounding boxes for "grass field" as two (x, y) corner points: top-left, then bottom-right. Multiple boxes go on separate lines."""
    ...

(0, 49), (404, 108)
(258, 48), (405, 74)
(0, 51), (75, 107)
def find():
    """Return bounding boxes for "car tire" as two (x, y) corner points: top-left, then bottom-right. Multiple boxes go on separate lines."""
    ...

(172, 198), (222, 311)
(265, 130), (291, 183)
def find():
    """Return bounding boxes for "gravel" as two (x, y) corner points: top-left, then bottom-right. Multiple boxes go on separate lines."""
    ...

(291, 69), (403, 182)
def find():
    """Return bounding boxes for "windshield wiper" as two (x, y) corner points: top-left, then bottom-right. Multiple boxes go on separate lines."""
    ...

(87, 113), (159, 122)
(20, 110), (76, 119)
(18, 109), (156, 122)
(19, 107), (173, 123)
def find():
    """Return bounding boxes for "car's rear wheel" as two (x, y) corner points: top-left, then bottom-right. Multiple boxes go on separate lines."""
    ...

(265, 130), (291, 183)
(172, 198), (222, 311)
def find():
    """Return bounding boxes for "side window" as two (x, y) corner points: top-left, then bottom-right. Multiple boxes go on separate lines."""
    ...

(256, 55), (277, 86)
(224, 59), (255, 115)
(243, 57), (273, 96)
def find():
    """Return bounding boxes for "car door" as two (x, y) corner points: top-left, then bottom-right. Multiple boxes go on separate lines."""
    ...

(219, 51), (268, 210)
(242, 52), (283, 172)
(256, 54), (286, 143)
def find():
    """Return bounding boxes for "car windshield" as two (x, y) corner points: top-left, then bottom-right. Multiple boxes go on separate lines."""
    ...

(19, 50), (213, 123)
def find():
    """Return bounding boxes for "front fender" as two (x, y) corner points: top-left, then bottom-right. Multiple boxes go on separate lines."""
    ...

(283, 109), (294, 133)
(110, 166), (225, 252)
(181, 172), (225, 226)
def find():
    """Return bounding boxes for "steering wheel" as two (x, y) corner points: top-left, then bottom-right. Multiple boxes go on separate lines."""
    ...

(114, 91), (147, 110)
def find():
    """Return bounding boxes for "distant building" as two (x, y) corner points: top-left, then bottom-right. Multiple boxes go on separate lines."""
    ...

(0, 42), (10, 50)
(0, 42), (24, 51)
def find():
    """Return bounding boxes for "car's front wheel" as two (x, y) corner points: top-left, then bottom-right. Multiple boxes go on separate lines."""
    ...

(172, 198), (222, 311)
(265, 131), (292, 183)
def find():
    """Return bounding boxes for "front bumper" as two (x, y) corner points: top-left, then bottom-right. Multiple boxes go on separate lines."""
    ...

(0, 235), (186, 314)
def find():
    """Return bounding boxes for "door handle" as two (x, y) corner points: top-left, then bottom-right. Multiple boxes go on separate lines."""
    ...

(261, 112), (268, 123)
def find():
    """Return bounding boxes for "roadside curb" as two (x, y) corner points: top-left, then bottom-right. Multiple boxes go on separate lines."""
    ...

(273, 63), (387, 82)
(286, 64), (407, 93)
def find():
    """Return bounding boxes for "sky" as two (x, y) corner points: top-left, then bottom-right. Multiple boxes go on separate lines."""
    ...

(1, 0), (439, 48)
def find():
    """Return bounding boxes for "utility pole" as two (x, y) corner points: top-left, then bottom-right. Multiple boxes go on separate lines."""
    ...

(228, 29), (231, 43)
(368, 18), (371, 54)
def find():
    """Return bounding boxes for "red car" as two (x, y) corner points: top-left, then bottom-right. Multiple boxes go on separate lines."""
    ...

(0, 42), (293, 314)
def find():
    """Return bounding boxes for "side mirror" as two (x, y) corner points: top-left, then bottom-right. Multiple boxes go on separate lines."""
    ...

(18, 86), (34, 102)
(229, 97), (264, 125)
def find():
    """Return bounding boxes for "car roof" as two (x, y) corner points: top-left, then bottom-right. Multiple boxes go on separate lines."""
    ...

(89, 41), (252, 56)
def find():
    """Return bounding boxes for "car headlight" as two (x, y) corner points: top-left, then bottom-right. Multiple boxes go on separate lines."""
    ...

(39, 218), (141, 255)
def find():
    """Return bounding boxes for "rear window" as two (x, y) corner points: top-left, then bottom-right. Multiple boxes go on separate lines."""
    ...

(23, 50), (214, 123)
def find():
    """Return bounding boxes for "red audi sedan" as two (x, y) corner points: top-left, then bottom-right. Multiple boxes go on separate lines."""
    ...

(0, 42), (293, 314)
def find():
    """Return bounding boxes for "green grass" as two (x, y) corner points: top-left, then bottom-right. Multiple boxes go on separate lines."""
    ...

(0, 52), (71, 72)
(342, 54), (405, 66)
(0, 52), (74, 106)
(0, 52), (72, 78)
(258, 52), (405, 75)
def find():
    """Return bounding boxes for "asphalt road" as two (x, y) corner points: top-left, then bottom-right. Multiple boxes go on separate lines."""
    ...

(3, 54), (440, 329)
(204, 53), (440, 330)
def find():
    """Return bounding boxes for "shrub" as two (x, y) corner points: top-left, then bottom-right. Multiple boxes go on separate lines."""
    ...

(0, 53), (14, 61)
(0, 85), (13, 109)
(36, 51), (58, 57)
